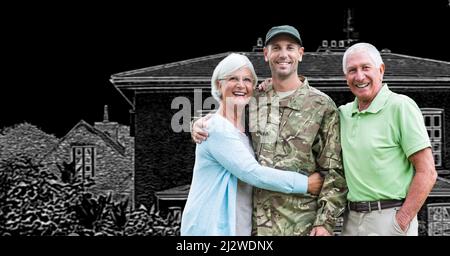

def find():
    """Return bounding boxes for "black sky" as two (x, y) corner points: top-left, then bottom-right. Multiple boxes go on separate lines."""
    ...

(2, 2), (450, 137)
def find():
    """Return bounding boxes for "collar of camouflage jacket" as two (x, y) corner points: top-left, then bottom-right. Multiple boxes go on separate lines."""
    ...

(264, 76), (309, 110)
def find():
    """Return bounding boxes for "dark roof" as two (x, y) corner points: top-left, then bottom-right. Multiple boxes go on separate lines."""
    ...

(53, 120), (126, 156)
(155, 184), (190, 199)
(111, 51), (450, 90)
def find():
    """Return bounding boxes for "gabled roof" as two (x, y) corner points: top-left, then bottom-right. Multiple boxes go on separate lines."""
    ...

(46, 120), (126, 157)
(110, 51), (450, 90)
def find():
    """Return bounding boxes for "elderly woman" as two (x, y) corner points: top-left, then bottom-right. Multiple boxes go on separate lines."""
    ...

(180, 53), (322, 236)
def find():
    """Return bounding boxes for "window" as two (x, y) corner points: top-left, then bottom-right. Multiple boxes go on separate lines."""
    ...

(72, 146), (95, 180)
(330, 40), (337, 47)
(428, 203), (450, 236)
(421, 108), (444, 167)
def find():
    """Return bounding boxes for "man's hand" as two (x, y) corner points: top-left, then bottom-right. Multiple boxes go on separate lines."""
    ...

(394, 147), (437, 232)
(307, 172), (324, 195)
(395, 212), (409, 232)
(191, 114), (212, 144)
(310, 226), (331, 236)
(257, 78), (272, 91)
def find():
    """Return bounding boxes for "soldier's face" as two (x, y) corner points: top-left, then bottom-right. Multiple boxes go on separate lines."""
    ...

(264, 35), (304, 79)
(219, 67), (254, 107)
(345, 51), (385, 104)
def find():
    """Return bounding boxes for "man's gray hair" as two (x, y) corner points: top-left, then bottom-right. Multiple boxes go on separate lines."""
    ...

(342, 43), (384, 74)
(211, 53), (258, 102)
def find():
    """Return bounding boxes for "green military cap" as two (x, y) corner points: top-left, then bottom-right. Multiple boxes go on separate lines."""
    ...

(265, 25), (302, 46)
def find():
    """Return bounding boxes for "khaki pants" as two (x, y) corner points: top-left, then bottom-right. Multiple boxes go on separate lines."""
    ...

(342, 207), (418, 236)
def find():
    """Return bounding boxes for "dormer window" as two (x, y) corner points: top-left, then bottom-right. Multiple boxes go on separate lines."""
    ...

(71, 145), (96, 180)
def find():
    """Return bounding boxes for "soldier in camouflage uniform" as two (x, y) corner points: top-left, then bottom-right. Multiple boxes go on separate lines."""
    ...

(246, 25), (347, 236)
(250, 76), (347, 235)
(192, 25), (347, 235)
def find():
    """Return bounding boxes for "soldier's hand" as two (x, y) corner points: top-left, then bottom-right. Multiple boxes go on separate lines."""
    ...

(310, 226), (331, 236)
(191, 114), (212, 144)
(307, 172), (324, 195)
(257, 78), (272, 91)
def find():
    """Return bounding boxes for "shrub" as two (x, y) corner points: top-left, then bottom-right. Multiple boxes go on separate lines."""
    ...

(0, 155), (180, 236)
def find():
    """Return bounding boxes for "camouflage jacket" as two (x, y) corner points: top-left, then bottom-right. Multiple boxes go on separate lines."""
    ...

(249, 77), (348, 235)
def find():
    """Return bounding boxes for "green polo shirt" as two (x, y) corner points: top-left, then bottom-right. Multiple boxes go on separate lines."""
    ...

(339, 84), (431, 202)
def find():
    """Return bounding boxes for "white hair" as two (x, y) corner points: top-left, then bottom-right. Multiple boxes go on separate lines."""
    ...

(342, 43), (384, 74)
(211, 53), (258, 102)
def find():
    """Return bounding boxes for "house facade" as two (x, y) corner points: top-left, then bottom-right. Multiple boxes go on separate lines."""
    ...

(43, 106), (135, 205)
(110, 43), (450, 235)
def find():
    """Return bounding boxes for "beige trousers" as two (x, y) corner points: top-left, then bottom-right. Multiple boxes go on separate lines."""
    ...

(341, 207), (418, 236)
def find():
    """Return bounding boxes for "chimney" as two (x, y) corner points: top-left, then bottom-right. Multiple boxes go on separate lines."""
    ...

(343, 8), (359, 41)
(95, 105), (119, 141)
(316, 9), (359, 52)
(103, 105), (109, 122)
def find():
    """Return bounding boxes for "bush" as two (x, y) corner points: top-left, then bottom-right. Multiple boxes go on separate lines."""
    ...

(0, 123), (58, 166)
(125, 204), (180, 236)
(0, 155), (180, 236)
(0, 155), (82, 235)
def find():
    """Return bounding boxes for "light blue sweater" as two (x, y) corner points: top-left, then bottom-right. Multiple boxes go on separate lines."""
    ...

(180, 114), (308, 236)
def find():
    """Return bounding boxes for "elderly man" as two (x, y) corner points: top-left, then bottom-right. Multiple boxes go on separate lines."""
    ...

(339, 42), (437, 236)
